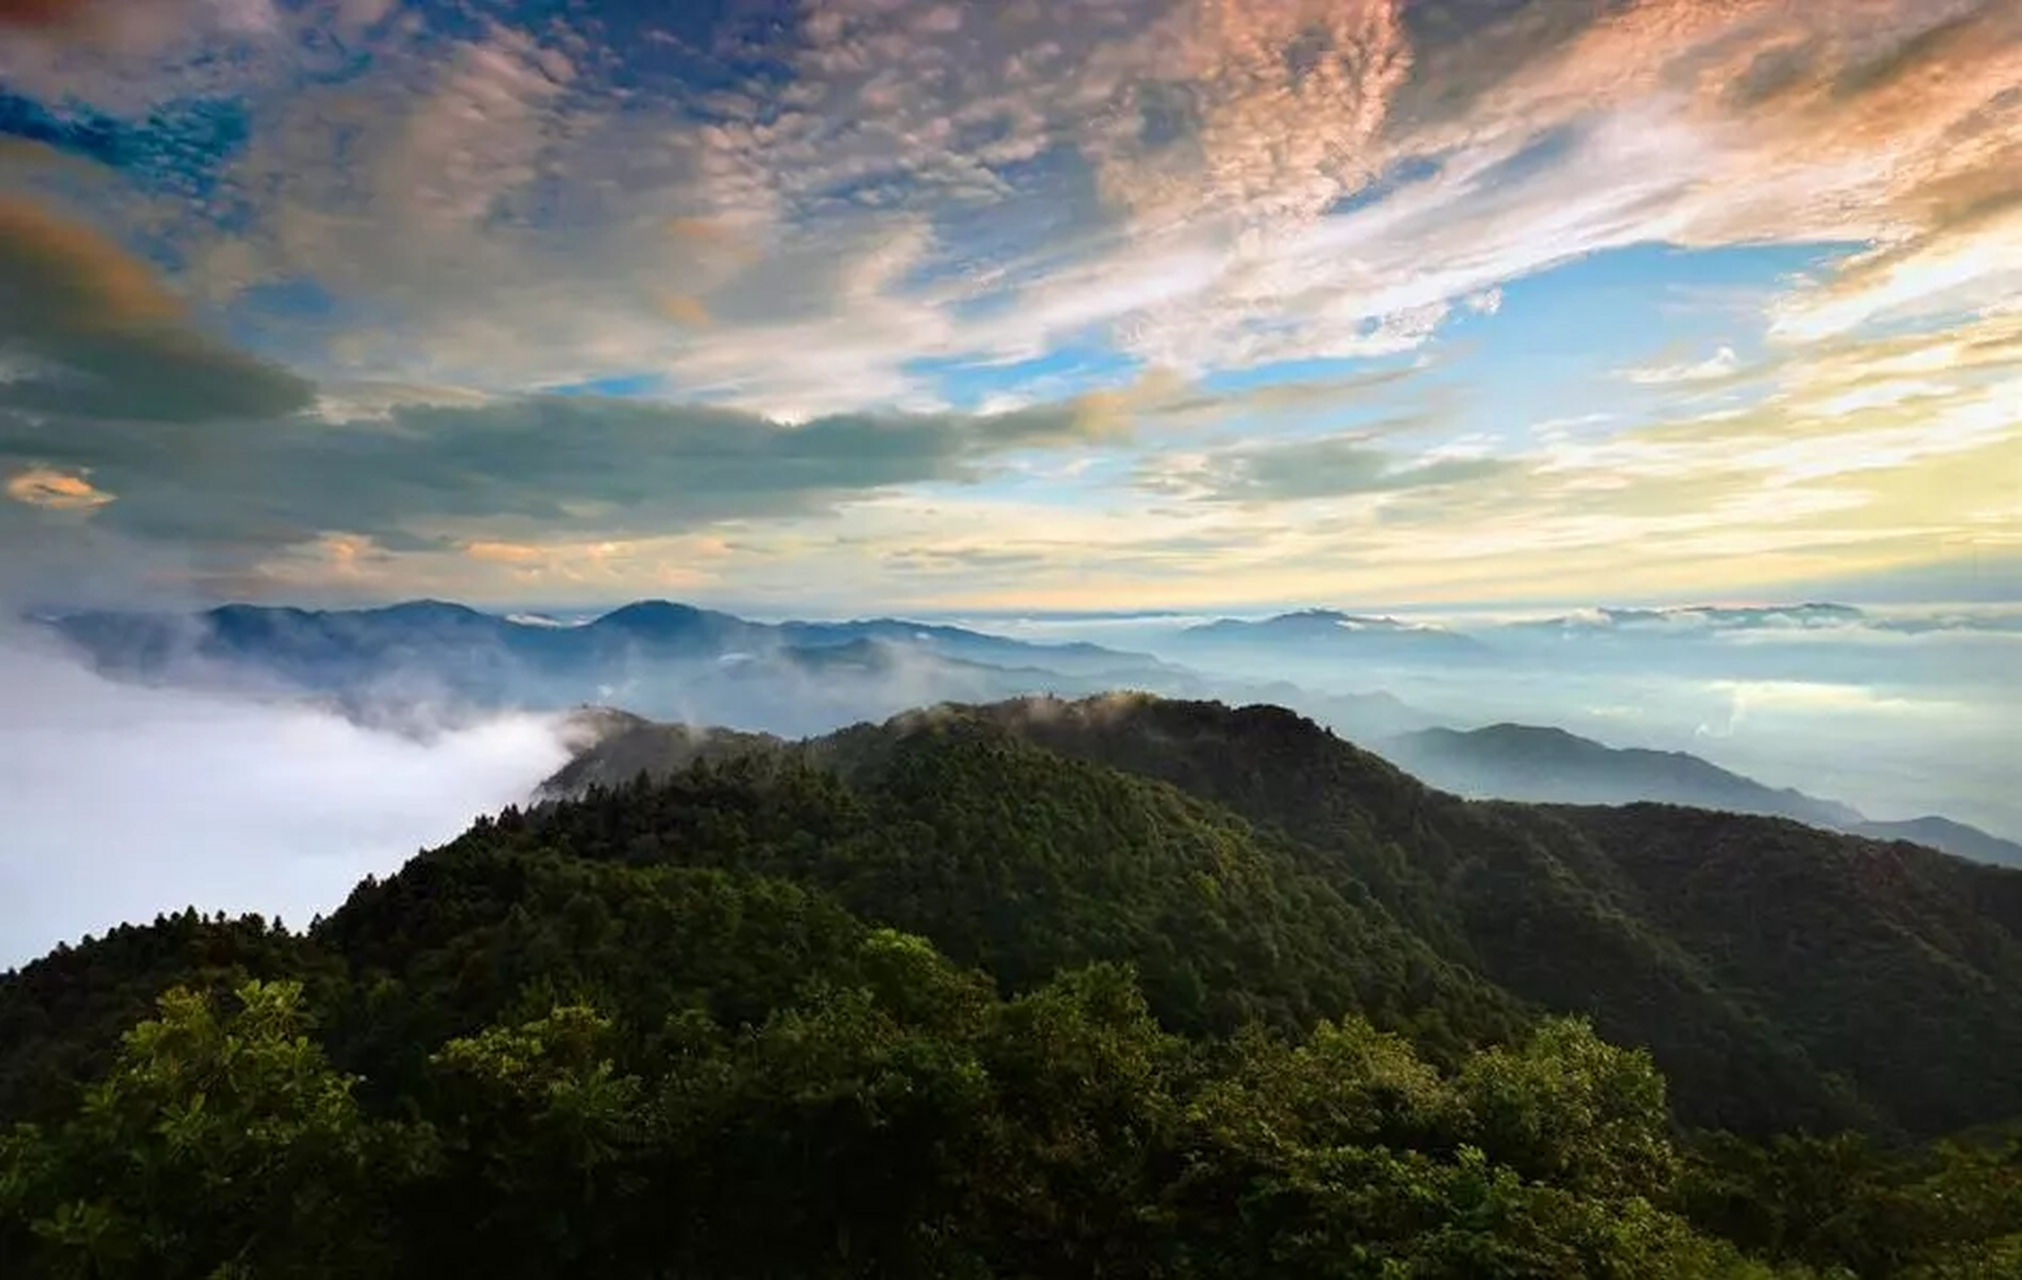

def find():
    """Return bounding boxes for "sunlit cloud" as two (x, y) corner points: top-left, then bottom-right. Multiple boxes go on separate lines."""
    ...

(0, 0), (2015, 609)
(1625, 347), (1742, 386)
(5, 464), (114, 509)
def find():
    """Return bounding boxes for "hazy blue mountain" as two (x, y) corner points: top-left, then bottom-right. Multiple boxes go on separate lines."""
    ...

(777, 617), (1173, 678)
(1844, 816), (2022, 869)
(1504, 603), (1870, 635)
(1174, 609), (1492, 665)
(1380, 722), (2022, 867)
(39, 599), (1439, 743)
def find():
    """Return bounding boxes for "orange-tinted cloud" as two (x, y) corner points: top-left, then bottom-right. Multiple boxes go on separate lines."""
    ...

(6, 466), (116, 510)
(0, 197), (313, 421)
(0, 197), (184, 331)
(657, 291), (714, 328)
(1091, 0), (1412, 226)
(665, 217), (761, 265)
(464, 539), (545, 564)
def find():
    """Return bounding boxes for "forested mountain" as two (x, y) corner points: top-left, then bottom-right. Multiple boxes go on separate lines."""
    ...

(4, 694), (2020, 1278)
(1381, 724), (2022, 867)
(545, 695), (2022, 1141)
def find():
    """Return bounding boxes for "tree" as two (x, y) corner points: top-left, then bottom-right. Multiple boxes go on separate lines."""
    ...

(0, 980), (429, 1280)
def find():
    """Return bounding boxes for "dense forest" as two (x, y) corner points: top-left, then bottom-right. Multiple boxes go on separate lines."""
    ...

(3, 695), (2019, 1277)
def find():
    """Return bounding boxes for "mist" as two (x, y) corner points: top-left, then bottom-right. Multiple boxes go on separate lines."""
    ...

(0, 631), (573, 969)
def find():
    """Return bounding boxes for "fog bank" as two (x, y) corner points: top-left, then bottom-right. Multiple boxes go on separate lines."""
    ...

(0, 633), (572, 968)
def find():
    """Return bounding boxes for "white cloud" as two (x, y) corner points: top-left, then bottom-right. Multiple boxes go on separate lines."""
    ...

(1625, 346), (1742, 386)
(27, 0), (1981, 420)
(0, 630), (571, 966)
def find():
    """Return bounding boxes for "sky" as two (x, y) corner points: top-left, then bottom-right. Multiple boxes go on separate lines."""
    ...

(1, 0), (2019, 615)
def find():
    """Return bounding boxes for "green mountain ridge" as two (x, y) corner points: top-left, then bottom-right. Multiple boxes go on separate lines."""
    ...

(534, 694), (2022, 1141)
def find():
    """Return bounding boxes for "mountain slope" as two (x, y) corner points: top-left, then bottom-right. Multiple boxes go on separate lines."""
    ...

(1382, 723), (2022, 867)
(1532, 801), (2022, 1137)
(3, 855), (1875, 1280)
(1381, 724), (1863, 827)
(547, 694), (2022, 1139)
(1844, 815), (2022, 868)
(520, 719), (1529, 1056)
(7, 695), (2022, 1277)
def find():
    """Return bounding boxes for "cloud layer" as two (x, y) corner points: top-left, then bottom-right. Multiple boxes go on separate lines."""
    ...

(0, 0), (2015, 609)
(0, 627), (570, 966)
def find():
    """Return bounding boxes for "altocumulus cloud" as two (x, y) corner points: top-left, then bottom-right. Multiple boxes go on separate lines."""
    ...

(0, 628), (572, 967)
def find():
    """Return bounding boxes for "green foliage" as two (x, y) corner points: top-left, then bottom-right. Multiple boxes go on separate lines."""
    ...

(1454, 1018), (1677, 1201)
(1679, 1130), (2022, 1279)
(0, 980), (429, 1280)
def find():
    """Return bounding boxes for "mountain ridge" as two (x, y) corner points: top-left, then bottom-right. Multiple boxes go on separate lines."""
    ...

(1382, 722), (2022, 866)
(38, 599), (1441, 742)
(538, 692), (2022, 1140)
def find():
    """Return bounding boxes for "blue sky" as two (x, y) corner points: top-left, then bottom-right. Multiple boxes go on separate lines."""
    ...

(1, 0), (2018, 613)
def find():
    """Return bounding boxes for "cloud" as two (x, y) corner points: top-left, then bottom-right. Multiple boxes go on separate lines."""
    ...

(0, 627), (571, 966)
(0, 0), (285, 105)
(1, 0), (2017, 611)
(0, 198), (313, 422)
(1085, 0), (1413, 226)
(1624, 346), (1743, 386)
(0, 0), (95, 30)
(1140, 428), (1514, 504)
(0, 389), (1132, 592)
(12, 0), (2003, 418)
(5, 464), (114, 509)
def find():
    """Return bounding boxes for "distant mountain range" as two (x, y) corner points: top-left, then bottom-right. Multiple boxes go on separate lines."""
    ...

(1380, 723), (2022, 867)
(40, 596), (2015, 862)
(39, 599), (1438, 743)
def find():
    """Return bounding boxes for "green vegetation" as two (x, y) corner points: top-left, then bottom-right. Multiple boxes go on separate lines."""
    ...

(4, 695), (2020, 1277)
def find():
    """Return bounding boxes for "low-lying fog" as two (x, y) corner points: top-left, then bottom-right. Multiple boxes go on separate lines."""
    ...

(958, 608), (2022, 842)
(0, 632), (572, 968)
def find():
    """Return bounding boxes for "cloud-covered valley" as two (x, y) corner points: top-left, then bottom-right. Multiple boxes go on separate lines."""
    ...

(0, 627), (570, 966)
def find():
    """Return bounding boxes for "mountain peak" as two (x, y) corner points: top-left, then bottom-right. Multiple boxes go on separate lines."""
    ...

(592, 599), (711, 625)
(359, 599), (491, 622)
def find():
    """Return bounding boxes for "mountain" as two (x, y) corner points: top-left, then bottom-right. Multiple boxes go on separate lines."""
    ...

(1844, 815), (2022, 868)
(1381, 723), (2022, 867)
(544, 694), (2022, 1142)
(1507, 603), (1870, 635)
(536, 716), (784, 801)
(1379, 724), (1865, 828)
(1173, 608), (1492, 667)
(39, 599), (1439, 742)
(7, 692), (2022, 1278)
